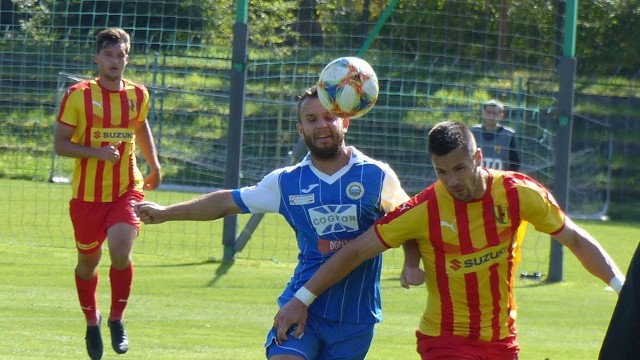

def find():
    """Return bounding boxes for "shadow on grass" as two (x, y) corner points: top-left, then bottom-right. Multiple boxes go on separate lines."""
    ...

(139, 258), (221, 268)
(136, 257), (236, 287)
(206, 259), (235, 287)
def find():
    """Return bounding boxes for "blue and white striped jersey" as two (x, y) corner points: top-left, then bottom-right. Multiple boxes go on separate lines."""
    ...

(231, 146), (408, 324)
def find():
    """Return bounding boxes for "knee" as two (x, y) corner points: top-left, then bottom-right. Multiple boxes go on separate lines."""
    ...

(76, 258), (100, 279)
(110, 253), (132, 270)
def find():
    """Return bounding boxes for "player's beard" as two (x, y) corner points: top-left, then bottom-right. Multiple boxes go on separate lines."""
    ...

(101, 68), (123, 83)
(98, 62), (124, 84)
(449, 168), (480, 202)
(304, 131), (345, 160)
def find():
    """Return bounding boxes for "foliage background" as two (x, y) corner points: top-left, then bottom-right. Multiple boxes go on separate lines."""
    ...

(3, 0), (640, 219)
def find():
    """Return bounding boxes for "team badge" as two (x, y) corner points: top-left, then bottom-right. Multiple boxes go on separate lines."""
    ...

(493, 204), (510, 224)
(346, 182), (364, 200)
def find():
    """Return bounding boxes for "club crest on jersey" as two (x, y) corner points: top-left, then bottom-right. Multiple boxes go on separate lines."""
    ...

(346, 182), (364, 200)
(494, 145), (503, 154)
(493, 204), (509, 224)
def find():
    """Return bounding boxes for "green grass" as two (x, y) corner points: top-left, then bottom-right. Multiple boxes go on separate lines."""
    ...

(0, 178), (638, 359)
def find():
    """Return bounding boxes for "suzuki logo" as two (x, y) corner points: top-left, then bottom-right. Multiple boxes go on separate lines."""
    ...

(450, 259), (462, 271)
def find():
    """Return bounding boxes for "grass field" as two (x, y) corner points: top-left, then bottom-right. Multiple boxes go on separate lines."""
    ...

(1, 179), (638, 359)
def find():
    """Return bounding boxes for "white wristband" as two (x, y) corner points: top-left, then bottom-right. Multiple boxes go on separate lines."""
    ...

(294, 286), (317, 306)
(609, 275), (625, 295)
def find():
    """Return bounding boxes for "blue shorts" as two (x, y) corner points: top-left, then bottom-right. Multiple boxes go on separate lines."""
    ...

(265, 313), (375, 360)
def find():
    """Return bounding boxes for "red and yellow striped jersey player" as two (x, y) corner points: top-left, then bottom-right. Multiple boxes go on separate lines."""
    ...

(54, 27), (161, 360)
(273, 120), (624, 360)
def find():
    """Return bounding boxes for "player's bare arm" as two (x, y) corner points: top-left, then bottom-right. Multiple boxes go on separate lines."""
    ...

(134, 190), (242, 224)
(553, 217), (624, 291)
(135, 120), (162, 190)
(54, 122), (122, 163)
(273, 226), (387, 343)
(401, 239), (425, 288)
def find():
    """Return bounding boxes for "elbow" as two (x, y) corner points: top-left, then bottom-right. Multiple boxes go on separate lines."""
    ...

(53, 142), (63, 156)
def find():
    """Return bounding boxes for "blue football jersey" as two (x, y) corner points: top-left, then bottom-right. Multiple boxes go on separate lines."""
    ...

(231, 146), (408, 323)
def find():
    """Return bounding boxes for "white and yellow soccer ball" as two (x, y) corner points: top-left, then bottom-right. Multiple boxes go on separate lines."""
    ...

(317, 56), (379, 119)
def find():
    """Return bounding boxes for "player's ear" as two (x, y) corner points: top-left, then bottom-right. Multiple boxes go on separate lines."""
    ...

(474, 148), (483, 167)
(341, 117), (350, 133)
(296, 121), (304, 139)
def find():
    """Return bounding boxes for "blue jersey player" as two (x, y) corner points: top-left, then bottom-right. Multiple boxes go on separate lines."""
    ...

(134, 86), (418, 360)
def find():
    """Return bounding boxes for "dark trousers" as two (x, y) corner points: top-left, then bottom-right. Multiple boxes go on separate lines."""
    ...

(599, 242), (640, 360)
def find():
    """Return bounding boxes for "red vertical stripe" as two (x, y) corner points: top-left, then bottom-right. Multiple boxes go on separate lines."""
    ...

(57, 89), (72, 123)
(456, 201), (481, 339)
(504, 175), (522, 337)
(78, 86), (94, 200)
(428, 189), (455, 335)
(111, 90), (130, 198)
(488, 262), (502, 341)
(93, 87), (111, 201)
(479, 177), (503, 341)
(130, 86), (145, 191)
(134, 85), (144, 122)
(504, 177), (522, 243)
(120, 90), (130, 128)
(482, 177), (499, 247)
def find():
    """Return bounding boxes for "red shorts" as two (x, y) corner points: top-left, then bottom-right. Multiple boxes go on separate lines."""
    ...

(69, 190), (144, 254)
(416, 330), (519, 360)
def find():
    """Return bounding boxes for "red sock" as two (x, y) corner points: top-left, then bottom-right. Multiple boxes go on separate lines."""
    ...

(75, 272), (99, 326)
(109, 264), (133, 321)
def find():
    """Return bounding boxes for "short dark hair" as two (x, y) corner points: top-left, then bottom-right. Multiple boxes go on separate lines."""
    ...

(297, 86), (319, 123)
(428, 121), (477, 157)
(96, 28), (131, 54)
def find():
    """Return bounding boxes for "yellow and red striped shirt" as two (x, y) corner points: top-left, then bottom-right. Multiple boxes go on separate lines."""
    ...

(375, 170), (565, 342)
(57, 78), (150, 202)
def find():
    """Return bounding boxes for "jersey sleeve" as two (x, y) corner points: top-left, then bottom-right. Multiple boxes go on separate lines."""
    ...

(380, 164), (410, 213)
(374, 196), (428, 249)
(518, 178), (565, 234)
(137, 84), (151, 124)
(57, 86), (83, 127)
(231, 169), (282, 214)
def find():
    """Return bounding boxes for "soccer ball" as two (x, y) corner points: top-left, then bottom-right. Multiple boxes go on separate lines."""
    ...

(317, 57), (379, 119)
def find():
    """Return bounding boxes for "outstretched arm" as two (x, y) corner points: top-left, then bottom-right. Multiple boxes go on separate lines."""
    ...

(134, 190), (242, 224)
(554, 217), (624, 293)
(272, 226), (387, 343)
